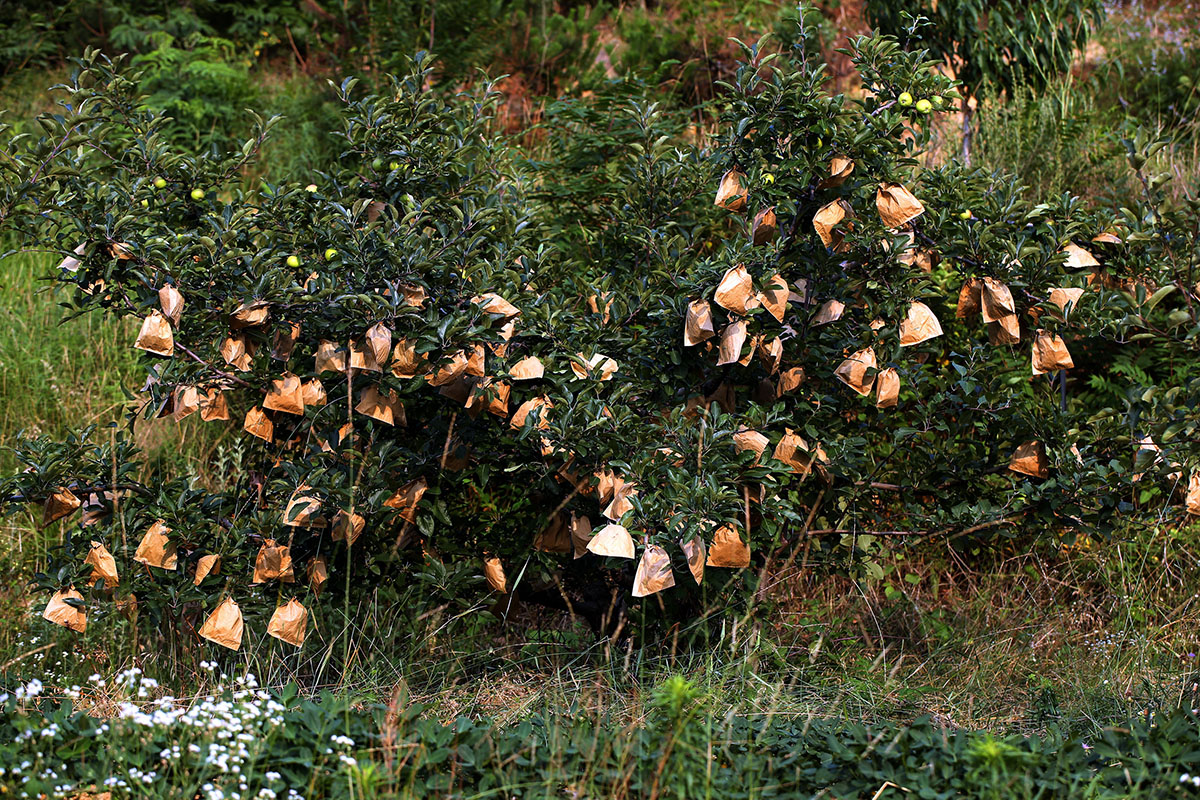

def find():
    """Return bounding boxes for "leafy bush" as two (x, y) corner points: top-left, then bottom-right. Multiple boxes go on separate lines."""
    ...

(2, 7), (1200, 658)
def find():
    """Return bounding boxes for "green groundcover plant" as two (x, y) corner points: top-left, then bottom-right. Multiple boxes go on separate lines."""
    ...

(1, 6), (1199, 658)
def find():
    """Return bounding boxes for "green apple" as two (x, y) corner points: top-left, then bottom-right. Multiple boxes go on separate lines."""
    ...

(371, 157), (384, 171)
(153, 177), (167, 189)
(931, 95), (945, 108)
(915, 99), (932, 114)
(959, 210), (972, 220)
(304, 183), (318, 193)
(389, 161), (400, 171)
(190, 188), (205, 201)
(897, 91), (913, 107)
(286, 255), (301, 268)
(324, 248), (337, 261)
(141, 199), (149, 207)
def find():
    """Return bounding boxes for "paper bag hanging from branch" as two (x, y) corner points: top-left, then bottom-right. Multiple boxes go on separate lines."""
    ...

(570, 513), (594, 559)
(987, 315), (1021, 345)
(510, 356), (545, 381)
(471, 293), (522, 320)
(301, 379), (327, 408)
(308, 556), (328, 596)
(1061, 243), (1100, 270)
(252, 539), (295, 583)
(876, 182), (925, 228)
(271, 322), (300, 361)
(159, 285), (184, 325)
(898, 301), (944, 347)
(706, 525), (750, 568)
(773, 429), (816, 476)
(42, 488), (81, 528)
(834, 347), (877, 396)
(1032, 329), (1075, 375)
(510, 396), (552, 430)
(283, 486), (323, 528)
(758, 336), (783, 374)
(199, 389), (230, 422)
(534, 511), (572, 554)
(751, 207), (777, 246)
(315, 340), (348, 373)
(349, 337), (383, 373)
(570, 353), (618, 381)
(632, 545), (675, 598)
(778, 367), (805, 396)
(172, 386), (201, 422)
(220, 334), (253, 371)
(231, 301), (269, 329)
(264, 373), (305, 416)
(467, 378), (510, 418)
(484, 557), (508, 593)
(428, 350), (469, 387)
(714, 169), (748, 211)
(713, 265), (759, 315)
(194, 554), (221, 586)
(1048, 288), (1084, 317)
(758, 275), (788, 323)
(733, 428), (770, 461)
(587, 524), (636, 559)
(267, 598), (308, 647)
(716, 321), (748, 366)
(356, 386), (405, 426)
(819, 156), (854, 189)
(384, 477), (427, 523)
(331, 509), (365, 545)
(876, 367), (900, 409)
(391, 339), (428, 379)
(135, 311), (174, 357)
(59, 242), (87, 272)
(680, 536), (705, 584)
(84, 541), (119, 588)
(43, 588), (86, 633)
(683, 300), (716, 347)
(812, 299), (845, 326)
(1009, 440), (1049, 479)
(956, 278), (984, 318)
(466, 344), (486, 378)
(134, 520), (177, 570)
(244, 407), (274, 442)
(980, 278), (1016, 323)
(813, 200), (854, 251)
(199, 597), (243, 651)
(1187, 473), (1200, 516)
(361, 322), (391, 367)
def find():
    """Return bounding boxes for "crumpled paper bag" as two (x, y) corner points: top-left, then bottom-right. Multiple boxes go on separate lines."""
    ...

(713, 265), (759, 315)
(135, 311), (174, 357)
(252, 539), (296, 583)
(751, 207), (777, 246)
(632, 545), (675, 597)
(42, 488), (81, 527)
(1009, 440), (1049, 479)
(586, 523), (635, 559)
(267, 598), (308, 647)
(684, 300), (716, 347)
(876, 182), (925, 228)
(244, 407), (274, 442)
(134, 520), (177, 570)
(384, 477), (427, 523)
(194, 554), (221, 586)
(315, 339), (348, 373)
(484, 557), (508, 593)
(681, 535), (705, 584)
(714, 169), (747, 211)
(875, 367), (900, 409)
(199, 597), (243, 651)
(511, 355), (545, 380)
(834, 347), (877, 395)
(356, 385), (405, 426)
(159, 285), (185, 325)
(84, 540), (119, 588)
(758, 274), (788, 323)
(43, 587), (86, 633)
(1032, 329), (1074, 375)
(706, 525), (750, 568)
(898, 301), (943, 347)
(264, 372), (305, 416)
(813, 200), (854, 250)
(332, 509), (365, 545)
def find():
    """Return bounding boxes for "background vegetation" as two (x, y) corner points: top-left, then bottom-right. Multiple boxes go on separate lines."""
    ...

(1, 1), (1200, 797)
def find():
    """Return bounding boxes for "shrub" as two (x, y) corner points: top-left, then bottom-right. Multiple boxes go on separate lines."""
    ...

(2, 10), (1199, 658)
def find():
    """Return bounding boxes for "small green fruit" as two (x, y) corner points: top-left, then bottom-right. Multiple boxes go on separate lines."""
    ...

(324, 248), (337, 261)
(304, 183), (318, 193)
(190, 188), (205, 201)
(153, 177), (167, 189)
(286, 255), (301, 268)
(915, 99), (932, 114)
(763, 173), (775, 185)
(897, 92), (913, 107)
(389, 161), (400, 171)
(931, 95), (945, 108)
(959, 210), (972, 220)
(371, 157), (384, 171)
(141, 199), (149, 207)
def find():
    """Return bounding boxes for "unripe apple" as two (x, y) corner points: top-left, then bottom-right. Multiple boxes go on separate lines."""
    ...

(390, 161), (400, 170)
(304, 184), (317, 193)
(371, 157), (384, 171)
(153, 177), (167, 189)
(931, 95), (945, 108)
(324, 248), (337, 261)
(959, 210), (972, 220)
(897, 91), (913, 107)
(141, 199), (149, 207)
(190, 188), (205, 201)
(915, 99), (932, 114)
(286, 255), (301, 268)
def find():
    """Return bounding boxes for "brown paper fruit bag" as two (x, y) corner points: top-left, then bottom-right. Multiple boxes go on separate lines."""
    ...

(898, 301), (944, 347)
(758, 275), (788, 323)
(391, 339), (428, 379)
(1061, 243), (1100, 269)
(231, 301), (269, 328)
(315, 339), (348, 373)
(1009, 440), (1049, 479)
(308, 556), (329, 596)
(716, 321), (748, 366)
(84, 541), (119, 588)
(987, 314), (1021, 345)
(43, 588), (86, 633)
(834, 347), (877, 395)
(819, 156), (854, 188)
(733, 428), (770, 460)
(876, 182), (925, 228)
(267, 598), (308, 647)
(159, 285), (185, 325)
(134, 520), (178, 570)
(1031, 330), (1075, 375)
(813, 200), (854, 250)
(1048, 287), (1084, 317)
(283, 487), (323, 528)
(875, 367), (900, 409)
(199, 597), (243, 651)
(365, 322), (393, 365)
(356, 385), (406, 426)
(586, 524), (636, 559)
(42, 488), (81, 528)
(244, 407), (274, 442)
(511, 355), (545, 380)
(271, 322), (300, 361)
(301, 379), (327, 407)
(681, 536), (706, 584)
(199, 389), (231, 422)
(331, 510), (366, 545)
(1187, 473), (1200, 516)
(571, 513), (594, 559)
(252, 539), (296, 583)
(264, 373), (305, 416)
(484, 557), (508, 593)
(981, 278), (1016, 323)
(134, 311), (174, 357)
(194, 554), (221, 586)
(632, 545), (676, 598)
(713, 264), (759, 315)
(471, 293), (522, 319)
(714, 169), (748, 211)
(384, 477), (428, 523)
(812, 299), (845, 326)
(956, 278), (984, 318)
(751, 207), (777, 246)
(684, 300), (716, 347)
(706, 526), (750, 568)
(534, 512), (572, 554)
